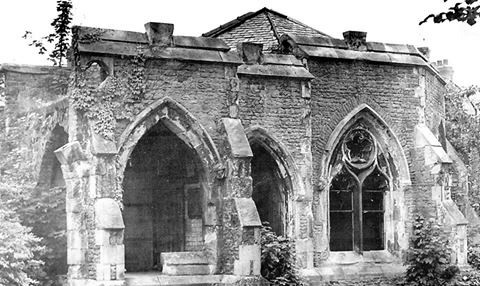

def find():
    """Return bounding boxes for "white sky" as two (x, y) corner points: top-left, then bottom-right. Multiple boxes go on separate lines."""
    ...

(1, 0), (478, 86)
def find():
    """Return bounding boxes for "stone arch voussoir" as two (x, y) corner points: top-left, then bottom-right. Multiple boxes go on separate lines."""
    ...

(245, 125), (305, 198)
(323, 103), (410, 185)
(117, 96), (223, 197)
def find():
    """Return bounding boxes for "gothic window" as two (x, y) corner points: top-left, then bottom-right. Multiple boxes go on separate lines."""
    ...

(329, 128), (390, 252)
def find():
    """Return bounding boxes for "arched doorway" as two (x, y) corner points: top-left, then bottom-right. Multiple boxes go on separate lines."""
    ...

(251, 142), (288, 236)
(35, 125), (68, 279)
(123, 120), (205, 272)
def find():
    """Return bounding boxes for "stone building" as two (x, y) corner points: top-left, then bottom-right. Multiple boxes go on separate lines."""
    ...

(0, 7), (472, 286)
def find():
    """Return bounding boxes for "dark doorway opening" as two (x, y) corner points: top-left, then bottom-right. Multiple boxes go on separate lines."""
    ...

(251, 142), (288, 236)
(35, 125), (68, 279)
(123, 121), (204, 272)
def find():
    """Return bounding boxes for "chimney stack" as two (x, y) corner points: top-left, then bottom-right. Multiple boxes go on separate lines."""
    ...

(237, 42), (263, 64)
(433, 59), (454, 82)
(343, 31), (367, 50)
(144, 22), (174, 46)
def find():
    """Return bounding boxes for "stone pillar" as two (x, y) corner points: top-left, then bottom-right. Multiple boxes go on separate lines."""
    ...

(56, 133), (126, 286)
(220, 118), (262, 276)
(55, 142), (91, 286)
(295, 80), (314, 269)
(94, 199), (125, 283)
(90, 133), (125, 285)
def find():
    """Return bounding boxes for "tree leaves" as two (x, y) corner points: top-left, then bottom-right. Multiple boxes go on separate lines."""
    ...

(420, 0), (480, 25)
(23, 0), (73, 66)
(0, 208), (44, 286)
(445, 84), (480, 215)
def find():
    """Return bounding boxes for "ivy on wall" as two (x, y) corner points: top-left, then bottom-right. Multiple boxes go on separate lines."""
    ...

(70, 53), (147, 140)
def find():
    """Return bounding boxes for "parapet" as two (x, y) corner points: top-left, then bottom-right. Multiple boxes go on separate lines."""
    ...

(280, 32), (446, 84)
(74, 23), (314, 80)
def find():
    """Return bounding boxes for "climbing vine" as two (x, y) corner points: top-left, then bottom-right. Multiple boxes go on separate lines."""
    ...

(70, 52), (147, 139)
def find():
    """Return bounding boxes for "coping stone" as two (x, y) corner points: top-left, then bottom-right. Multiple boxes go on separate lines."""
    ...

(235, 198), (262, 227)
(221, 118), (253, 158)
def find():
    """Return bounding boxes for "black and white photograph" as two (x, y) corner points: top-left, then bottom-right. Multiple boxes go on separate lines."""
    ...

(0, 1), (479, 285)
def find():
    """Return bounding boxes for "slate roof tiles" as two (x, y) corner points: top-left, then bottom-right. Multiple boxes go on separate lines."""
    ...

(203, 7), (330, 52)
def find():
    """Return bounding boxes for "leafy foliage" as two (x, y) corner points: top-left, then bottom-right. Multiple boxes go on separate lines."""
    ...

(260, 223), (305, 286)
(0, 208), (44, 286)
(23, 0), (73, 66)
(0, 107), (68, 285)
(405, 215), (458, 286)
(420, 0), (480, 25)
(445, 84), (480, 213)
(467, 227), (480, 270)
(71, 54), (146, 139)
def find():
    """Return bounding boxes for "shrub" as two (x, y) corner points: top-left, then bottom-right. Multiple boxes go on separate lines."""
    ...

(260, 223), (305, 286)
(467, 226), (480, 271)
(405, 215), (458, 286)
(0, 207), (44, 286)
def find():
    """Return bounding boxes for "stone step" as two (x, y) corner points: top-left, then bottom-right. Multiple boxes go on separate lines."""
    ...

(161, 251), (209, 265)
(125, 272), (240, 285)
(163, 264), (212, 276)
(161, 252), (212, 276)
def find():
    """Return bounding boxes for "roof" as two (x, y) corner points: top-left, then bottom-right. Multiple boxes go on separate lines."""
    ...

(75, 26), (241, 64)
(280, 33), (446, 84)
(202, 7), (330, 52)
(74, 26), (314, 80)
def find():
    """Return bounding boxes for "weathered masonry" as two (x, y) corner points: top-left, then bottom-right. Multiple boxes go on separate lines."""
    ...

(0, 7), (474, 286)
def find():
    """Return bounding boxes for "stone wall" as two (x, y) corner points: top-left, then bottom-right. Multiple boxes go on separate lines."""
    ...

(238, 75), (314, 267)
(307, 58), (450, 267)
(111, 58), (230, 146)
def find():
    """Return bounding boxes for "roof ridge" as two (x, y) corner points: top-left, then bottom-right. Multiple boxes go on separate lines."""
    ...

(202, 9), (261, 37)
(267, 11), (332, 38)
(264, 11), (281, 43)
(202, 7), (331, 39)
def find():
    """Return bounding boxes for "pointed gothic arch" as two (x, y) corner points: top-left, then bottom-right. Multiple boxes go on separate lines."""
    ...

(117, 96), (222, 182)
(323, 104), (410, 185)
(246, 126), (304, 236)
(322, 104), (410, 256)
(117, 97), (223, 272)
(35, 124), (69, 278)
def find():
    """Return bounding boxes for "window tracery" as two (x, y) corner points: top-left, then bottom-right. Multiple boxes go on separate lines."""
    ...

(329, 128), (390, 252)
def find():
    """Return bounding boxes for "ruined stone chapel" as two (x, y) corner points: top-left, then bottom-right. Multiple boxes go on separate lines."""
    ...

(0, 7), (475, 286)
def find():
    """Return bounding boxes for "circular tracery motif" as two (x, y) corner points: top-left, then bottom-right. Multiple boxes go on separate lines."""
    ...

(342, 128), (376, 169)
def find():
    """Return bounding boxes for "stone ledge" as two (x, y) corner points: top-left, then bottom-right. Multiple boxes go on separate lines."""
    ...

(124, 273), (244, 285)
(303, 262), (405, 283)
(161, 252), (209, 265)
